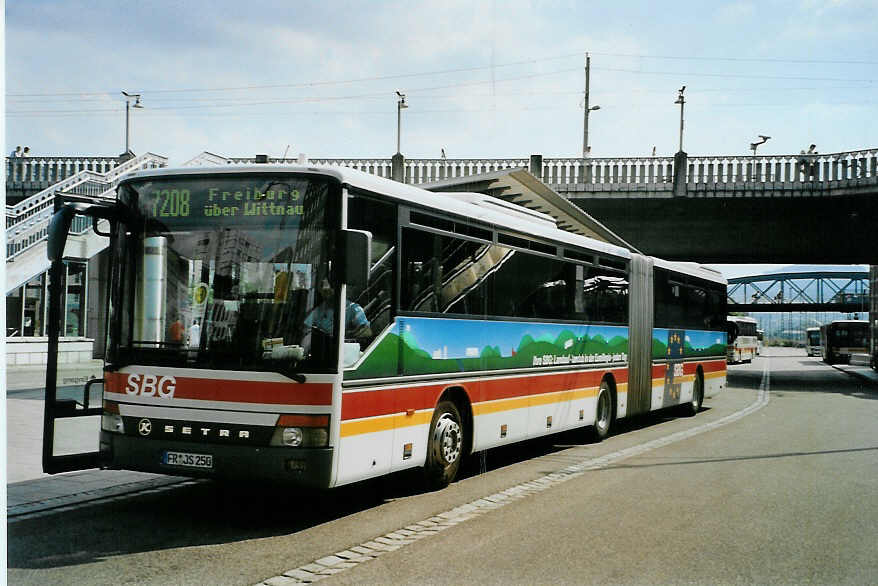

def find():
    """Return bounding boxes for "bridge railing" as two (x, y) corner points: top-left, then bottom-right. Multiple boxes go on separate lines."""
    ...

(685, 148), (878, 185)
(5, 155), (124, 184)
(227, 156), (533, 184)
(5, 153), (167, 261)
(539, 157), (676, 186)
(223, 148), (878, 190)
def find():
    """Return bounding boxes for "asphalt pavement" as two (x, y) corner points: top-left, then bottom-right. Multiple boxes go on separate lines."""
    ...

(6, 381), (191, 522)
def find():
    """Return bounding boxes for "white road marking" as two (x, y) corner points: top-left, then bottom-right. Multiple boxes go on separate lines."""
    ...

(256, 360), (772, 585)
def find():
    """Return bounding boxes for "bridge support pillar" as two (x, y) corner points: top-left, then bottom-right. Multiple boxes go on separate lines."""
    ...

(391, 153), (405, 183)
(673, 151), (688, 197)
(529, 154), (543, 181)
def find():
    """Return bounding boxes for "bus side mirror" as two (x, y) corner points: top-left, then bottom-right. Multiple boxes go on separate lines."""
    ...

(47, 206), (76, 262)
(341, 229), (371, 290)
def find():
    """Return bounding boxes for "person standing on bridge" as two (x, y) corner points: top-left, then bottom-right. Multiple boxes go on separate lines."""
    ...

(806, 144), (818, 179)
(799, 144), (818, 180)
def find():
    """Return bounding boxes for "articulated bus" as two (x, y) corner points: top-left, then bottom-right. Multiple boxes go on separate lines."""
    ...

(820, 320), (869, 364)
(806, 327), (822, 357)
(43, 165), (727, 489)
(726, 316), (757, 363)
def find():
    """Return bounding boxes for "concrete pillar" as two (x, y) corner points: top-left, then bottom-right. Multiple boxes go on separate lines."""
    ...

(529, 154), (543, 180)
(673, 151), (688, 197)
(391, 153), (405, 183)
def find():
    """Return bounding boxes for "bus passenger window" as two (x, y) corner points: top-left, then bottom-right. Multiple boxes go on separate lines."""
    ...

(347, 193), (397, 345)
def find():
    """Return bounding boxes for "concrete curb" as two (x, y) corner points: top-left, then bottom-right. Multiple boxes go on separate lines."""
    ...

(831, 363), (878, 387)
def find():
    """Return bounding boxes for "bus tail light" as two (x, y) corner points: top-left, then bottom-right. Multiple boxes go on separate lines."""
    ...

(271, 414), (329, 448)
(101, 401), (125, 434)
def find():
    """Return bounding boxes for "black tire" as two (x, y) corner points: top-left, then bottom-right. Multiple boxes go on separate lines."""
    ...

(684, 372), (704, 417)
(423, 400), (465, 490)
(590, 382), (613, 442)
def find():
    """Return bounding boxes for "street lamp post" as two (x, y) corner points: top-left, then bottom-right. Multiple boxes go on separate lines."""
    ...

(674, 86), (685, 153)
(750, 135), (770, 156)
(121, 90), (143, 155)
(583, 105), (600, 158)
(582, 53), (600, 158)
(396, 91), (408, 155)
(750, 135), (770, 180)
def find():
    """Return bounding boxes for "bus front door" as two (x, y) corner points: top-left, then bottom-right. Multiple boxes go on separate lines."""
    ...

(42, 256), (104, 473)
(41, 201), (116, 474)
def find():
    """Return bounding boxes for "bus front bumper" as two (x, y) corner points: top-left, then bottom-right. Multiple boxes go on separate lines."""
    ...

(100, 432), (334, 488)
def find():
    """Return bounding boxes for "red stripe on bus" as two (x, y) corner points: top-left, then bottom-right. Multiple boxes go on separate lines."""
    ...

(683, 359), (727, 375)
(104, 372), (333, 405)
(341, 367), (629, 421)
(650, 359), (726, 379)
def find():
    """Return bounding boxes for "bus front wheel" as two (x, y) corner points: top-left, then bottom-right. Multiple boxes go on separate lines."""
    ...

(590, 382), (613, 442)
(423, 400), (464, 489)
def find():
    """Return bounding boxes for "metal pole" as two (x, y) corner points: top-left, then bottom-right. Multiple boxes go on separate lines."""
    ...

(583, 53), (590, 158)
(397, 99), (401, 154)
(678, 95), (684, 152)
(125, 99), (130, 154)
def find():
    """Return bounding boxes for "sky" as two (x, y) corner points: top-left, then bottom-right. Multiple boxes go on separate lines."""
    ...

(4, 0), (876, 278)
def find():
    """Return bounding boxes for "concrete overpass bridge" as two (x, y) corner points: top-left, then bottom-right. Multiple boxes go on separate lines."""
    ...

(5, 148), (876, 352)
(211, 146), (878, 264)
(7, 147), (877, 277)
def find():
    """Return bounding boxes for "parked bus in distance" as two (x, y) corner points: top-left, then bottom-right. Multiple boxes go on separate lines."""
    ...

(42, 164), (727, 489)
(756, 329), (764, 355)
(871, 265), (877, 371)
(726, 316), (758, 363)
(806, 327), (822, 357)
(820, 320), (869, 364)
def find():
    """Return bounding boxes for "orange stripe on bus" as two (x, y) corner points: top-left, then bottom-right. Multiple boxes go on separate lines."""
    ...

(341, 386), (612, 437)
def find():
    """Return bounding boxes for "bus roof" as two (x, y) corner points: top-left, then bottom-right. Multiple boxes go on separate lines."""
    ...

(121, 164), (725, 285)
(727, 316), (758, 324)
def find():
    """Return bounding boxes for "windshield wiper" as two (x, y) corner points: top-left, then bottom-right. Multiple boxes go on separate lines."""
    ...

(270, 364), (307, 384)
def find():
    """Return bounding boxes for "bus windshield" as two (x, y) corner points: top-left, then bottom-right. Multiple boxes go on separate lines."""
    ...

(830, 324), (868, 348)
(109, 173), (341, 374)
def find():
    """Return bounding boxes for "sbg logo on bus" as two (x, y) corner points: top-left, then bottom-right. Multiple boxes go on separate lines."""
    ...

(125, 374), (177, 398)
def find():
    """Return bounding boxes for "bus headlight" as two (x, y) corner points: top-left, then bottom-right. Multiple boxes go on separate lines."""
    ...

(282, 427), (304, 447)
(270, 414), (329, 448)
(101, 413), (125, 433)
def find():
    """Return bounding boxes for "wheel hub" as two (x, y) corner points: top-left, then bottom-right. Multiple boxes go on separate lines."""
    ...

(596, 390), (610, 431)
(433, 413), (461, 465)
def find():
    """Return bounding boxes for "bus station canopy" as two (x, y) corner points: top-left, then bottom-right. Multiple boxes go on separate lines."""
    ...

(421, 168), (640, 253)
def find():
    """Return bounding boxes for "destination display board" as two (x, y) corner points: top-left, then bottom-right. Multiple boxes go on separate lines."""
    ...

(124, 174), (337, 228)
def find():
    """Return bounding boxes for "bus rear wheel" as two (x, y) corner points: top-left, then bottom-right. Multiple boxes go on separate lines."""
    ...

(684, 373), (704, 416)
(423, 400), (465, 490)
